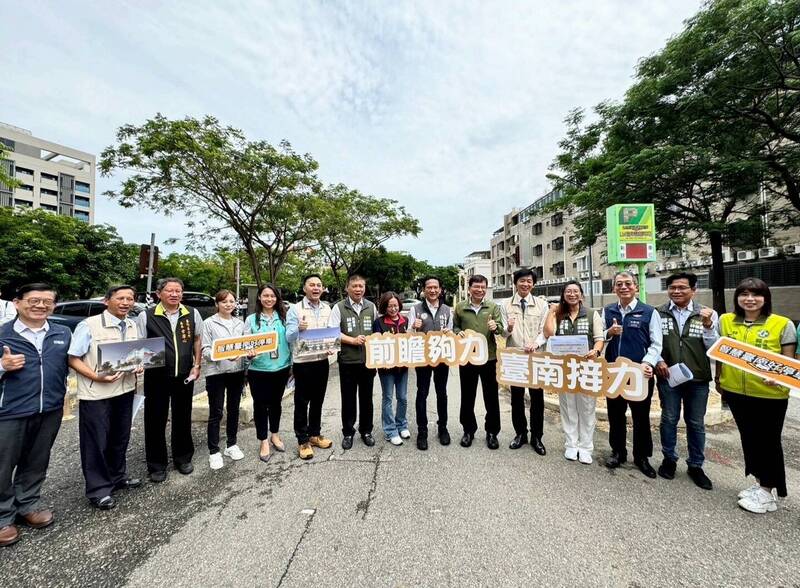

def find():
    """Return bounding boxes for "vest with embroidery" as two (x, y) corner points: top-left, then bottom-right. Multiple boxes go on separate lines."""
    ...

(657, 303), (712, 382)
(337, 299), (376, 364)
(75, 311), (140, 400)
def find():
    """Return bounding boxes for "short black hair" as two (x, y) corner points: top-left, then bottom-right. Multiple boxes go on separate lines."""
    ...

(156, 277), (184, 290)
(421, 275), (442, 289)
(665, 272), (697, 289)
(105, 284), (136, 299)
(733, 277), (772, 318)
(302, 274), (322, 286)
(15, 283), (57, 301)
(468, 274), (488, 287)
(513, 268), (537, 285)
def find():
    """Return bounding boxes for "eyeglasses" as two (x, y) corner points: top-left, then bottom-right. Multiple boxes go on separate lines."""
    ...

(23, 298), (56, 307)
(667, 286), (691, 292)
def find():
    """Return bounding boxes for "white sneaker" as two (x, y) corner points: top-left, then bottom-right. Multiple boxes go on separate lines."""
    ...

(389, 435), (403, 446)
(399, 429), (411, 439)
(209, 452), (224, 470)
(737, 482), (761, 499)
(224, 445), (245, 461)
(564, 447), (579, 461)
(738, 488), (778, 514)
(578, 450), (593, 465)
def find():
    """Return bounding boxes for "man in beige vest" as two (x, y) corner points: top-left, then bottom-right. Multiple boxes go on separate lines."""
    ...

(500, 268), (550, 454)
(286, 274), (335, 460)
(68, 285), (142, 510)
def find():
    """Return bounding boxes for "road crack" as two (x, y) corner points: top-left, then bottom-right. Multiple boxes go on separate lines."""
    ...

(355, 446), (383, 520)
(275, 509), (317, 588)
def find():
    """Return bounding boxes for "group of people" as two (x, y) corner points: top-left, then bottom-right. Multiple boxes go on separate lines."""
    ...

(0, 268), (797, 547)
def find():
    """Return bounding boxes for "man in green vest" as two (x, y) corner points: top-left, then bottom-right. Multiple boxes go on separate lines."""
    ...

(654, 272), (718, 490)
(328, 274), (377, 450)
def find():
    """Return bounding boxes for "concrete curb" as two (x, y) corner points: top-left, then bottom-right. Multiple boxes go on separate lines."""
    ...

(191, 384), (295, 424)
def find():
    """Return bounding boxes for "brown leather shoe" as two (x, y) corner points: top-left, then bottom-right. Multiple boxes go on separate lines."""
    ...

(309, 435), (333, 449)
(0, 524), (19, 547)
(17, 509), (54, 529)
(298, 442), (314, 460)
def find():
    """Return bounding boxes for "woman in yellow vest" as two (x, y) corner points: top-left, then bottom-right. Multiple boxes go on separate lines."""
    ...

(717, 278), (797, 514)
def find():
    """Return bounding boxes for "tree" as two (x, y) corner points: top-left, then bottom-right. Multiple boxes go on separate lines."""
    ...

(0, 208), (138, 298)
(356, 247), (426, 297)
(314, 184), (422, 291)
(0, 144), (19, 189)
(99, 114), (322, 286)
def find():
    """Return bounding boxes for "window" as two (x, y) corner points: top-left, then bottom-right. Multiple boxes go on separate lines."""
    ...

(534, 266), (544, 279)
(183, 293), (214, 306)
(75, 181), (91, 193)
(75, 196), (91, 208)
(552, 212), (563, 226)
(532, 223), (543, 235)
(552, 237), (564, 251)
(41, 188), (58, 197)
(87, 302), (106, 317)
(533, 244), (543, 256)
(40, 204), (57, 212)
(18, 184), (33, 192)
(0, 138), (14, 151)
(74, 210), (90, 222)
(54, 302), (89, 317)
(41, 172), (58, 182)
(13, 199), (33, 207)
(551, 261), (565, 276)
(15, 166), (33, 176)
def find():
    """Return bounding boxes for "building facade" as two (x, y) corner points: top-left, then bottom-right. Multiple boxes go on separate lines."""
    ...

(0, 122), (95, 223)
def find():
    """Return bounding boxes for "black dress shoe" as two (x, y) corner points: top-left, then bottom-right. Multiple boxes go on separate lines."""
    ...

(605, 453), (627, 469)
(361, 433), (375, 447)
(509, 434), (528, 449)
(486, 433), (499, 450)
(113, 478), (142, 492)
(89, 495), (117, 511)
(438, 429), (451, 446)
(688, 466), (713, 490)
(635, 458), (657, 479)
(148, 470), (167, 483)
(342, 435), (354, 450)
(658, 458), (677, 480)
(460, 432), (474, 447)
(531, 438), (546, 456)
(176, 462), (194, 475)
(417, 437), (428, 451)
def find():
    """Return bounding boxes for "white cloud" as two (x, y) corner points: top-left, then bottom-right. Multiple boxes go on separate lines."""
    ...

(0, 0), (703, 263)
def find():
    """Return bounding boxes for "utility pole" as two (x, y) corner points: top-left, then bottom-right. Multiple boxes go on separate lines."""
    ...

(145, 233), (155, 297)
(587, 244), (595, 307)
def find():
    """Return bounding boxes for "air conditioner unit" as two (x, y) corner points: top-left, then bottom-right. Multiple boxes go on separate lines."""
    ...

(758, 247), (779, 259)
(655, 264), (665, 272)
(700, 257), (712, 266)
(579, 270), (590, 279)
(722, 247), (734, 263)
(592, 271), (600, 278)
(665, 261), (677, 270)
(737, 250), (756, 262)
(677, 259), (690, 268)
(690, 260), (703, 267)
(783, 243), (800, 256)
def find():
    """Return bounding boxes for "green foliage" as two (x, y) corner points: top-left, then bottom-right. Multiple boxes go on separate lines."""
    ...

(156, 252), (236, 295)
(0, 144), (19, 189)
(315, 184), (422, 290)
(0, 208), (137, 299)
(356, 247), (427, 297)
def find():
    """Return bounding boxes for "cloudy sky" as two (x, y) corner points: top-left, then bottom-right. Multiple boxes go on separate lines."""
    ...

(1, 0), (702, 265)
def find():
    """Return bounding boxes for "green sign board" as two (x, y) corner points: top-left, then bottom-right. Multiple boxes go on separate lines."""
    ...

(606, 204), (656, 263)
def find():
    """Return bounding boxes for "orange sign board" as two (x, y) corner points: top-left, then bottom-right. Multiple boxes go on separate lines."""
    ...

(707, 336), (800, 390)
(497, 349), (649, 401)
(210, 333), (278, 361)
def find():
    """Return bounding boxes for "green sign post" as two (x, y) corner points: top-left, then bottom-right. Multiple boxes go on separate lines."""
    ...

(606, 204), (656, 302)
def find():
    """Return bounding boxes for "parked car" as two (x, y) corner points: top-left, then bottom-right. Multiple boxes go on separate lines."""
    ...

(135, 291), (217, 319)
(49, 300), (144, 332)
(400, 298), (418, 318)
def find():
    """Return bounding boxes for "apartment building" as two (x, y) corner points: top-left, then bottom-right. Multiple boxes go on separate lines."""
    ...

(457, 250), (492, 301)
(0, 122), (95, 223)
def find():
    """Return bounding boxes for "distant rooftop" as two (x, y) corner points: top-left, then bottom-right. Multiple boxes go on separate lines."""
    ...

(0, 121), (32, 135)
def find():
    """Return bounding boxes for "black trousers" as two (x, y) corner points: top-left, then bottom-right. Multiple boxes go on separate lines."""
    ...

(606, 379), (654, 461)
(0, 408), (62, 527)
(79, 392), (134, 499)
(726, 392), (788, 497)
(415, 364), (449, 436)
(205, 371), (245, 454)
(339, 362), (376, 437)
(459, 360), (500, 435)
(248, 367), (291, 440)
(144, 368), (195, 473)
(510, 387), (544, 439)
(293, 359), (330, 444)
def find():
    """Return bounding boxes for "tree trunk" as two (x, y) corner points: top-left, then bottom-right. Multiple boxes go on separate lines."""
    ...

(244, 244), (262, 288)
(709, 230), (726, 314)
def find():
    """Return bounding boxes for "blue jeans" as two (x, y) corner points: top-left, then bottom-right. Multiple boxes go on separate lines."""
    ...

(379, 369), (409, 439)
(658, 380), (709, 467)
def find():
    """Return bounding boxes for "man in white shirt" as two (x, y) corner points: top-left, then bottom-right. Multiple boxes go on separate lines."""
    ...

(0, 288), (16, 326)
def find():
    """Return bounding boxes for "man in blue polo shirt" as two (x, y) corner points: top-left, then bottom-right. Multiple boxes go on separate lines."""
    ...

(0, 283), (71, 547)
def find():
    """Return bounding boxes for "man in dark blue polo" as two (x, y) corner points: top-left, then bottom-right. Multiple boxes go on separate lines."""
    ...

(603, 271), (662, 478)
(0, 283), (71, 547)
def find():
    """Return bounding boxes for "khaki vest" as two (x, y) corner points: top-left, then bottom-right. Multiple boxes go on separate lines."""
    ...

(75, 311), (140, 401)
(503, 294), (548, 350)
(292, 298), (334, 363)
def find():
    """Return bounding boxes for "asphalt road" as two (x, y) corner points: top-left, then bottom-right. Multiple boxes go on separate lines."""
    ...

(1, 367), (799, 587)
